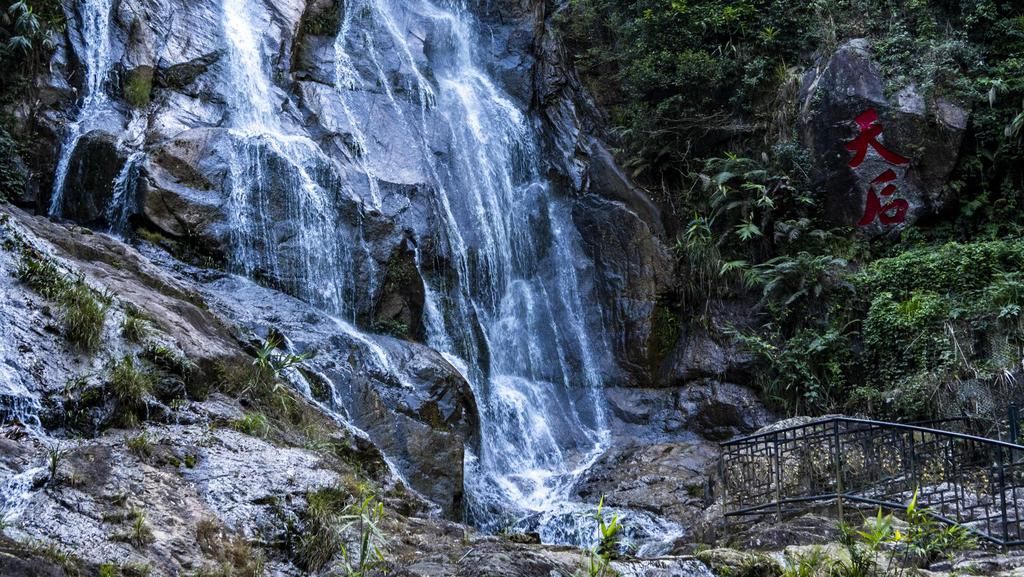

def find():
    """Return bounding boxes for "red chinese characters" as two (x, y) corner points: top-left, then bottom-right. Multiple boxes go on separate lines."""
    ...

(847, 109), (911, 227)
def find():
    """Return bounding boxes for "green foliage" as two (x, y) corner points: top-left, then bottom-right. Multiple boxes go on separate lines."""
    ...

(60, 283), (110, 352)
(901, 490), (976, 566)
(194, 517), (266, 577)
(121, 305), (150, 344)
(17, 251), (110, 353)
(108, 356), (154, 424)
(250, 334), (313, 388)
(833, 497), (976, 577)
(298, 487), (348, 572)
(858, 241), (1024, 299)
(575, 496), (622, 577)
(781, 547), (834, 577)
(241, 333), (314, 416)
(336, 494), (388, 577)
(371, 318), (409, 339)
(863, 291), (953, 384)
(125, 431), (152, 459)
(0, 127), (24, 201)
(46, 443), (66, 481)
(731, 326), (853, 414)
(231, 412), (270, 438)
(123, 66), (153, 108)
(16, 251), (70, 298)
(126, 508), (154, 548)
(0, 1), (62, 72)
(297, 487), (388, 575)
(594, 496), (621, 559)
(752, 252), (851, 326)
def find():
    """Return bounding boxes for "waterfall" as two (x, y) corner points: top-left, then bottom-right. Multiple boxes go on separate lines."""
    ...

(215, 0), (673, 550)
(221, 0), (381, 320)
(49, 0), (116, 217)
(329, 0), (616, 543)
(213, 0), (628, 546)
(0, 466), (45, 525)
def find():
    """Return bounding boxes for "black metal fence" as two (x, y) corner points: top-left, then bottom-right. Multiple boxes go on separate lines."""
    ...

(719, 417), (1024, 546)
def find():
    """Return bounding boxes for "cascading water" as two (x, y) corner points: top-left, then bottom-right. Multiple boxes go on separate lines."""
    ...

(330, 0), (622, 542)
(49, 0), (116, 217)
(221, 0), (380, 320)
(0, 466), (45, 525)
(217, 0), (680, 551)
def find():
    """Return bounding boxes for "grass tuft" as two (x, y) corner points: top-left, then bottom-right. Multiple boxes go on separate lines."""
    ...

(121, 304), (149, 344)
(17, 252), (109, 353)
(109, 356), (154, 425)
(231, 412), (270, 438)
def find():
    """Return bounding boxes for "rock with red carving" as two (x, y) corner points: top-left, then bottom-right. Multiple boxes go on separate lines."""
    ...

(798, 39), (968, 236)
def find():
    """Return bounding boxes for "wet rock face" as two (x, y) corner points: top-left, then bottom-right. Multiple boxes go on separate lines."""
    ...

(57, 130), (126, 226)
(800, 39), (968, 235)
(573, 196), (673, 385)
(371, 238), (427, 342)
(198, 273), (477, 519)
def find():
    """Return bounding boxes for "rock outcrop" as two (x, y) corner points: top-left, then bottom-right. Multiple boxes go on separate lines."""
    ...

(800, 39), (969, 235)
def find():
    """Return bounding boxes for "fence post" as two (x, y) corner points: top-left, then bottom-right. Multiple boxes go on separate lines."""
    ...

(999, 444), (1010, 544)
(1010, 403), (1019, 445)
(908, 429), (918, 494)
(774, 433), (783, 520)
(719, 451), (729, 537)
(834, 420), (844, 522)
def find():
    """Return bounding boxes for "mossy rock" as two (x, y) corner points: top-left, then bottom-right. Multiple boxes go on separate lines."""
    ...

(124, 66), (154, 108)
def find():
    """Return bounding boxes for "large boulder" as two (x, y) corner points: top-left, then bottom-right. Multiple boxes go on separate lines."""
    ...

(138, 129), (230, 248)
(799, 39), (968, 235)
(575, 440), (718, 530)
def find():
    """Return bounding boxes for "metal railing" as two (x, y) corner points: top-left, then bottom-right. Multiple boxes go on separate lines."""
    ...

(719, 417), (1024, 546)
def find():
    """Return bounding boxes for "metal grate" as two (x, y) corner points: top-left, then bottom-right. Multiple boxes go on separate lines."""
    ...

(719, 417), (1024, 546)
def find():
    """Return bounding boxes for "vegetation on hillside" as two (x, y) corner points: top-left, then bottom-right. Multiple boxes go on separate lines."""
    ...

(559, 0), (1024, 419)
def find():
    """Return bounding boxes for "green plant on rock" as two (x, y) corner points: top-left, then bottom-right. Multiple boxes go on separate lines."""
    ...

(16, 252), (109, 353)
(574, 496), (621, 577)
(246, 333), (314, 412)
(231, 412), (270, 439)
(125, 431), (152, 459)
(298, 487), (348, 572)
(336, 494), (388, 577)
(128, 508), (154, 548)
(835, 495), (976, 577)
(297, 486), (389, 575)
(252, 334), (314, 382)
(121, 305), (149, 344)
(901, 490), (976, 566)
(193, 516), (266, 577)
(60, 283), (110, 352)
(781, 547), (834, 577)
(46, 443), (67, 482)
(109, 356), (154, 425)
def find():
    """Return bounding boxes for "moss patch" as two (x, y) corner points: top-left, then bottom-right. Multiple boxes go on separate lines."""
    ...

(123, 66), (154, 108)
